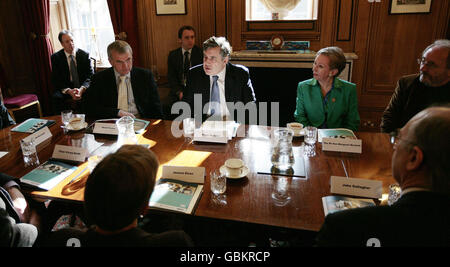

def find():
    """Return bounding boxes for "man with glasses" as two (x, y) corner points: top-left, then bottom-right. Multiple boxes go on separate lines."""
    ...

(381, 39), (450, 133)
(317, 106), (450, 246)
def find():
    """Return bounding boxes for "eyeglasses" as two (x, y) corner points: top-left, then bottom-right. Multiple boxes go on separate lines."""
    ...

(390, 130), (416, 149)
(417, 58), (439, 69)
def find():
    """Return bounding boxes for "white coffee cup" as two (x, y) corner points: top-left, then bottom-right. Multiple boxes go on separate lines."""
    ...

(224, 158), (245, 177)
(69, 114), (85, 130)
(287, 122), (304, 135)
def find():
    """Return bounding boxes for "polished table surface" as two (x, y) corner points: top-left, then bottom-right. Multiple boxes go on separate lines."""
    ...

(0, 117), (396, 232)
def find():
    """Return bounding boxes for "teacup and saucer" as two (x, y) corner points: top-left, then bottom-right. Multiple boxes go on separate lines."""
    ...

(67, 114), (87, 131)
(220, 158), (249, 179)
(287, 122), (304, 137)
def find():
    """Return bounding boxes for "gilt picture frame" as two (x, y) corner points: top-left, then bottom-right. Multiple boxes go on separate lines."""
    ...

(389, 0), (432, 14)
(155, 0), (186, 15)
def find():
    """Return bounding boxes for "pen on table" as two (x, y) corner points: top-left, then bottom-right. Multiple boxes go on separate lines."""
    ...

(66, 166), (88, 185)
(341, 159), (349, 178)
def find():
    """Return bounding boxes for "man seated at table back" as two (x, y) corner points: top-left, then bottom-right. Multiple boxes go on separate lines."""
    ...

(44, 145), (193, 247)
(51, 30), (94, 114)
(381, 39), (450, 133)
(181, 36), (256, 123)
(316, 106), (450, 247)
(166, 25), (203, 119)
(0, 173), (40, 247)
(84, 40), (163, 119)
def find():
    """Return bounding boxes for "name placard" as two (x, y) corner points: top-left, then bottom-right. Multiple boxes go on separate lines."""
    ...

(23, 127), (52, 151)
(193, 128), (228, 144)
(322, 138), (362, 154)
(162, 166), (205, 184)
(330, 176), (382, 199)
(0, 151), (8, 159)
(52, 145), (88, 163)
(93, 123), (118, 135)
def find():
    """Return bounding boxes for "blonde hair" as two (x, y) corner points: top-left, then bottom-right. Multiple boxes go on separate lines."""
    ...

(316, 46), (346, 77)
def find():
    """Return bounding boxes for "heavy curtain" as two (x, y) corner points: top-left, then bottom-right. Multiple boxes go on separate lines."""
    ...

(21, 0), (54, 115)
(259, 0), (302, 19)
(107, 0), (141, 67)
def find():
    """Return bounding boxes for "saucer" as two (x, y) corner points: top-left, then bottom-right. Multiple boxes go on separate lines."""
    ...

(220, 165), (249, 179)
(66, 122), (88, 131)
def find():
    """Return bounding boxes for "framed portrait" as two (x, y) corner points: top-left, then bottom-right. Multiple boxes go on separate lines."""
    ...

(389, 0), (432, 14)
(155, 0), (186, 15)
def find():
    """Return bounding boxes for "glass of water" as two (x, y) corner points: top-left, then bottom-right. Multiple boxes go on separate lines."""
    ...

(388, 183), (402, 205)
(304, 126), (318, 145)
(20, 138), (40, 167)
(210, 170), (226, 195)
(61, 110), (73, 131)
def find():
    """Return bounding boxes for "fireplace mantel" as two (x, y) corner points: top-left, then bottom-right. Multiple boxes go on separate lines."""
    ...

(230, 50), (358, 82)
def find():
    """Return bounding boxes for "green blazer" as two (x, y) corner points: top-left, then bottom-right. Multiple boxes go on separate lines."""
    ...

(294, 78), (360, 131)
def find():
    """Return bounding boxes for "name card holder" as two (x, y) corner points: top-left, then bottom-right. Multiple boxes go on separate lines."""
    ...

(322, 138), (362, 154)
(162, 166), (205, 184)
(193, 129), (228, 144)
(23, 127), (52, 152)
(52, 145), (88, 163)
(330, 176), (382, 199)
(93, 123), (118, 135)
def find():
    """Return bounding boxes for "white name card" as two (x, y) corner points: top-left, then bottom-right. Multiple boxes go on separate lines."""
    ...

(193, 128), (228, 144)
(0, 151), (8, 159)
(52, 145), (88, 162)
(23, 127), (52, 151)
(322, 137), (362, 154)
(330, 176), (382, 199)
(162, 166), (205, 184)
(93, 123), (118, 135)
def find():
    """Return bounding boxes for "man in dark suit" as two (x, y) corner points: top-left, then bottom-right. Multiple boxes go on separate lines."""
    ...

(316, 106), (450, 247)
(85, 40), (162, 119)
(181, 36), (256, 123)
(51, 30), (94, 114)
(167, 26), (203, 115)
(0, 172), (40, 247)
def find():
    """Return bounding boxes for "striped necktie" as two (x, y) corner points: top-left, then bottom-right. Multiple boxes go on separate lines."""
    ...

(210, 75), (221, 115)
(69, 55), (80, 88)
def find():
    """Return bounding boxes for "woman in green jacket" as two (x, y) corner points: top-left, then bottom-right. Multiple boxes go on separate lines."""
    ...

(294, 47), (360, 131)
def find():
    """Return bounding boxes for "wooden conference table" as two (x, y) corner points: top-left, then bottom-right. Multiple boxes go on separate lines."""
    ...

(0, 116), (395, 232)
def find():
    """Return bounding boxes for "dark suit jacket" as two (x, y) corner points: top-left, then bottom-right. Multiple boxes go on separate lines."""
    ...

(381, 74), (450, 133)
(51, 48), (94, 92)
(182, 63), (256, 122)
(167, 45), (203, 100)
(85, 67), (163, 119)
(316, 191), (450, 247)
(44, 226), (194, 247)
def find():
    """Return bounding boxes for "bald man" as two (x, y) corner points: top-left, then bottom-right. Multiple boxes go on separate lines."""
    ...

(317, 106), (450, 246)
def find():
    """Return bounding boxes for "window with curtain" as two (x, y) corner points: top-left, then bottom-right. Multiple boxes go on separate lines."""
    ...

(246, 0), (318, 21)
(64, 0), (115, 66)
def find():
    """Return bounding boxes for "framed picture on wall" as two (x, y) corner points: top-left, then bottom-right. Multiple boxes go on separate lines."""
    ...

(389, 0), (432, 14)
(155, 0), (186, 15)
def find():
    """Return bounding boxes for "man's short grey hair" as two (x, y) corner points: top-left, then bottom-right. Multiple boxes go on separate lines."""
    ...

(422, 39), (450, 69)
(58, 30), (73, 43)
(107, 40), (133, 60)
(203, 36), (232, 59)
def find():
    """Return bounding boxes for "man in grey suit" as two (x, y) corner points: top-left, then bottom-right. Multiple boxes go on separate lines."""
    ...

(182, 36), (256, 123)
(316, 106), (450, 246)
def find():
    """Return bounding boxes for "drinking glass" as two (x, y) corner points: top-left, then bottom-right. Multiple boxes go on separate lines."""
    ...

(183, 118), (195, 136)
(20, 138), (40, 167)
(388, 184), (402, 205)
(210, 170), (226, 195)
(304, 126), (317, 145)
(61, 110), (73, 131)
